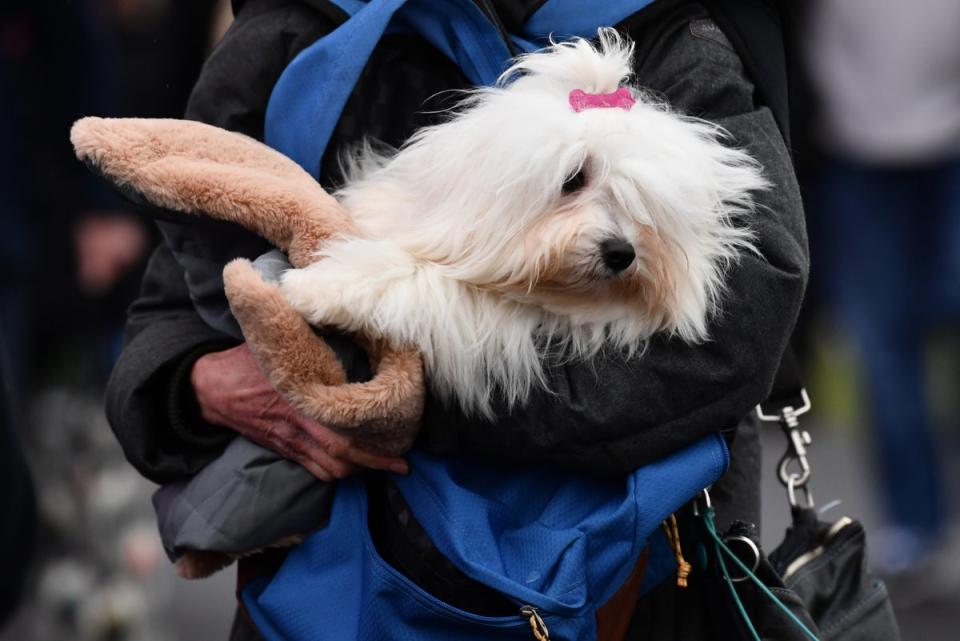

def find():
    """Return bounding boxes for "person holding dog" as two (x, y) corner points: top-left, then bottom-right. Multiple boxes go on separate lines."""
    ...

(104, 0), (807, 638)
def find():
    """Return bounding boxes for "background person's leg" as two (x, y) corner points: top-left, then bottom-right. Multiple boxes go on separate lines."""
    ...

(814, 159), (945, 572)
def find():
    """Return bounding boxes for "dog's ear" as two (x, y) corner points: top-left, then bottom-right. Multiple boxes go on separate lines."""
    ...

(71, 117), (352, 268)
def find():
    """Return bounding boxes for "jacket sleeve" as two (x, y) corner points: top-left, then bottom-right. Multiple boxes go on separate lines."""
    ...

(104, 0), (336, 484)
(416, 15), (809, 475)
(105, 244), (238, 483)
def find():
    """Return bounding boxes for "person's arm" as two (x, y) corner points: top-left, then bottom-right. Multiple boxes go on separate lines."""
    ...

(104, 0), (339, 483)
(105, 243), (238, 482)
(108, 242), (409, 484)
(416, 13), (808, 474)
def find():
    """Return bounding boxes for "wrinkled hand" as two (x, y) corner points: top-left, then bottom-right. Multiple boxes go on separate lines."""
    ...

(191, 344), (409, 481)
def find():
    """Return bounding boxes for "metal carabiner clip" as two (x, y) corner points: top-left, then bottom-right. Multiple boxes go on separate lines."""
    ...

(692, 487), (713, 516)
(756, 388), (812, 428)
(787, 474), (815, 510)
(756, 389), (815, 508)
(778, 441), (811, 489)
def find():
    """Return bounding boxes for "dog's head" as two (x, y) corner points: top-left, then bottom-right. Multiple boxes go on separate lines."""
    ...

(340, 29), (766, 346)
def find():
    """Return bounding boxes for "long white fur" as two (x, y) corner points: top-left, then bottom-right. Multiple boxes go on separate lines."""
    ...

(280, 29), (767, 416)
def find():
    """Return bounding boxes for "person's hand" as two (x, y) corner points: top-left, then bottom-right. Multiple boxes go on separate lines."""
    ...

(74, 212), (149, 294)
(191, 343), (409, 481)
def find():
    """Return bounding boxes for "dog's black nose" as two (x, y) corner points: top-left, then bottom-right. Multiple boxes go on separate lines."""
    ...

(601, 239), (635, 272)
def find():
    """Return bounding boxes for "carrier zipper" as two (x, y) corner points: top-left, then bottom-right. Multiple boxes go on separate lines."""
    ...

(519, 605), (550, 640)
(781, 516), (855, 581)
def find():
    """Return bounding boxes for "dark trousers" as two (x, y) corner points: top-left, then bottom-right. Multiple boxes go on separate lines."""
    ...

(812, 155), (960, 542)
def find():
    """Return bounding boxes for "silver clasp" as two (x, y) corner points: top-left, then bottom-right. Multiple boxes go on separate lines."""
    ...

(756, 389), (814, 508)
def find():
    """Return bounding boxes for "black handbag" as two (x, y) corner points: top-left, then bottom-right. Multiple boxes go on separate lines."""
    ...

(694, 352), (901, 641)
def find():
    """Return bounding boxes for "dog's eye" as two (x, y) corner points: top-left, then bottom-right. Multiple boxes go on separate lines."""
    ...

(561, 168), (587, 195)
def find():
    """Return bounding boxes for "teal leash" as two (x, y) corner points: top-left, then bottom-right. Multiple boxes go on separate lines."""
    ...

(702, 507), (821, 641)
(712, 531), (763, 641)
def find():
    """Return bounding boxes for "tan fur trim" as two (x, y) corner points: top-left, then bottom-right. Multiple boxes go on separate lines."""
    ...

(224, 260), (424, 454)
(288, 346), (425, 454)
(174, 534), (306, 580)
(73, 117), (427, 451)
(174, 550), (234, 580)
(224, 259), (348, 388)
(70, 117), (353, 268)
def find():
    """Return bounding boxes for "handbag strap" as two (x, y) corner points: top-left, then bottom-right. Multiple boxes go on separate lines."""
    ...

(756, 348), (815, 509)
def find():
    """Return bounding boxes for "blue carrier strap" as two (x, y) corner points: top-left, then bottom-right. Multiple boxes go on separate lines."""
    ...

(243, 435), (729, 641)
(264, 0), (654, 178)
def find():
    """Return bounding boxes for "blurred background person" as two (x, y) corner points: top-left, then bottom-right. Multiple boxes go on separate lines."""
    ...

(802, 0), (960, 578)
(0, 0), (226, 639)
(0, 0), (146, 392)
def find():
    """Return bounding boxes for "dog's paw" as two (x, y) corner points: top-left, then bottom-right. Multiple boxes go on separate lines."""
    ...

(278, 266), (352, 329)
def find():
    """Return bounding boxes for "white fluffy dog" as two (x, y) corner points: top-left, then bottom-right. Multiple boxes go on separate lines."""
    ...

(279, 30), (766, 417)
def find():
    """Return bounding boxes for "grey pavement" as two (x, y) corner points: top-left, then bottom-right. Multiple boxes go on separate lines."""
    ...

(167, 568), (237, 641)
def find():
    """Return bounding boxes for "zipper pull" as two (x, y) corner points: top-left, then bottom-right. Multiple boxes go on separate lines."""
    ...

(519, 605), (550, 641)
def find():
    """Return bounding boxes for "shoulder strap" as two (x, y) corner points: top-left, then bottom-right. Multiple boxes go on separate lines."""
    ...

(264, 0), (519, 177)
(264, 0), (654, 178)
(702, 0), (793, 148)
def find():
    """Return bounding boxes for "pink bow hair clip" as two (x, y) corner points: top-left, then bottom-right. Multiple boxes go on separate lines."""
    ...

(568, 87), (636, 113)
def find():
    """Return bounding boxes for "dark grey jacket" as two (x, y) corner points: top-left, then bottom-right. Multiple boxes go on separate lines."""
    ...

(106, 0), (807, 486)
(104, 1), (806, 638)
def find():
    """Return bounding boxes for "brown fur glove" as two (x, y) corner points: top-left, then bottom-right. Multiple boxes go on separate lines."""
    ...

(72, 117), (424, 454)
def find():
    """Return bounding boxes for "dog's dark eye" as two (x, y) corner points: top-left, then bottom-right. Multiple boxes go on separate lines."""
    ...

(561, 168), (587, 195)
